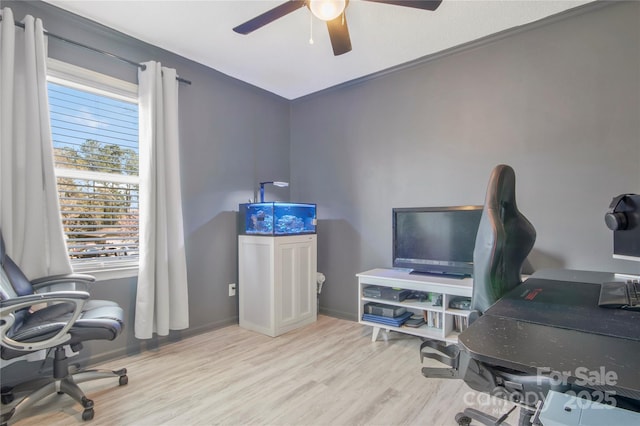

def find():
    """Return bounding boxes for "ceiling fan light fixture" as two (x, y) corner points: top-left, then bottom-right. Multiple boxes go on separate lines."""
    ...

(309, 0), (346, 21)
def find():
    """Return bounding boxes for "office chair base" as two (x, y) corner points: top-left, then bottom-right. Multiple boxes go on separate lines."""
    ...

(0, 367), (128, 425)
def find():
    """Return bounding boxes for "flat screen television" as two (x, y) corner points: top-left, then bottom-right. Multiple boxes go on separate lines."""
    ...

(392, 205), (483, 278)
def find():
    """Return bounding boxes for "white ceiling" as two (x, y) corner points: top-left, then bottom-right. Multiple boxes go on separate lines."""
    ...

(42, 0), (594, 100)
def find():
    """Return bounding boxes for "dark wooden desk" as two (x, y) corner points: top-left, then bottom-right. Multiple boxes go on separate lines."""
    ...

(458, 270), (640, 401)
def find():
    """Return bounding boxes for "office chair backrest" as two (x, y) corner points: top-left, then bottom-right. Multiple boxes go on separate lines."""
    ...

(0, 233), (35, 298)
(471, 164), (536, 313)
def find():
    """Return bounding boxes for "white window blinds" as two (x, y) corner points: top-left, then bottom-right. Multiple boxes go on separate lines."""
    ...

(48, 76), (140, 268)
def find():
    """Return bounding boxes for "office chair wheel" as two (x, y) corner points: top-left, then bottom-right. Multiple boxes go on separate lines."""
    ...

(119, 375), (128, 386)
(455, 413), (472, 426)
(80, 396), (95, 421)
(82, 408), (95, 421)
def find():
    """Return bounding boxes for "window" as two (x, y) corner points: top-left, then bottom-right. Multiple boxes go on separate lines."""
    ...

(47, 60), (139, 274)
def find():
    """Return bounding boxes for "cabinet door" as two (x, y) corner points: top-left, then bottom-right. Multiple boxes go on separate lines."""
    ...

(239, 236), (274, 333)
(275, 237), (317, 330)
(294, 241), (315, 320)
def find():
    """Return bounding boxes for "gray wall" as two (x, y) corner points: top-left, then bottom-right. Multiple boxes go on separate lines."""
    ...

(290, 1), (640, 319)
(4, 0), (291, 380)
(3, 0), (640, 378)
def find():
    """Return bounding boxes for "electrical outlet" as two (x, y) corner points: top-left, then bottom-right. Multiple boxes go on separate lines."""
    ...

(229, 283), (236, 297)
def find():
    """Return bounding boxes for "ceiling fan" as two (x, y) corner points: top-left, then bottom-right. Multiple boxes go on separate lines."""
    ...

(233, 0), (443, 56)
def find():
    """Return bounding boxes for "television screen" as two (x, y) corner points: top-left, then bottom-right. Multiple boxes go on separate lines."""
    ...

(392, 206), (483, 278)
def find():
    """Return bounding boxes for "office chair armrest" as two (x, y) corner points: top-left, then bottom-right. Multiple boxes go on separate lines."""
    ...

(31, 273), (95, 292)
(0, 291), (90, 352)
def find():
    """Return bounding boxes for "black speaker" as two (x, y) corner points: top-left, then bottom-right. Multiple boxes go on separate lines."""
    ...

(604, 194), (637, 231)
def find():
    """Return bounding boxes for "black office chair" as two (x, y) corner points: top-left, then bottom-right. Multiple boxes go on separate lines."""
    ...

(420, 165), (551, 425)
(0, 232), (127, 424)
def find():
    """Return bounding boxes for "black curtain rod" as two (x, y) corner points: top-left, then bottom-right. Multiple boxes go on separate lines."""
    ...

(4, 17), (192, 85)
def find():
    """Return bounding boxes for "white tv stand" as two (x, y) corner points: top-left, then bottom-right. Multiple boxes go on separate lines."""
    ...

(357, 268), (473, 343)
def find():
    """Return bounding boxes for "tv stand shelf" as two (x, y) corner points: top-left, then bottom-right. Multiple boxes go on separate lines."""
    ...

(357, 268), (473, 343)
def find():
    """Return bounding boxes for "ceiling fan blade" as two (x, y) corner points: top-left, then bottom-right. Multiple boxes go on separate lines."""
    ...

(233, 0), (306, 35)
(362, 0), (443, 11)
(326, 13), (352, 56)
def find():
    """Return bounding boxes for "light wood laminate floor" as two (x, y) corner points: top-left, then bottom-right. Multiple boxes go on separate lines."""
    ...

(9, 316), (516, 425)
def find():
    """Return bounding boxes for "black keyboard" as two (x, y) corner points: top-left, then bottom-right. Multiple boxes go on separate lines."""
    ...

(627, 281), (640, 306)
(599, 280), (640, 311)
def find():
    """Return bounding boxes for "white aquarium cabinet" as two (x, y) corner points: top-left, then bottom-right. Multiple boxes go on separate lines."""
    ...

(239, 234), (317, 337)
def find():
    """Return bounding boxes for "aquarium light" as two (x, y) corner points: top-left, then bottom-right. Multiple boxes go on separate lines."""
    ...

(259, 181), (289, 203)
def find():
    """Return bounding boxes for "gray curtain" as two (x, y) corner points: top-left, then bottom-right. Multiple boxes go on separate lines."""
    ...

(135, 61), (189, 339)
(0, 8), (71, 278)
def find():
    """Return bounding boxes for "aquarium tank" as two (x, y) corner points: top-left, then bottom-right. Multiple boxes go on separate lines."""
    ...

(239, 203), (317, 235)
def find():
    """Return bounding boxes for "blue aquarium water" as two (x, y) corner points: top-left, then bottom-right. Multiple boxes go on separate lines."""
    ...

(239, 202), (317, 235)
